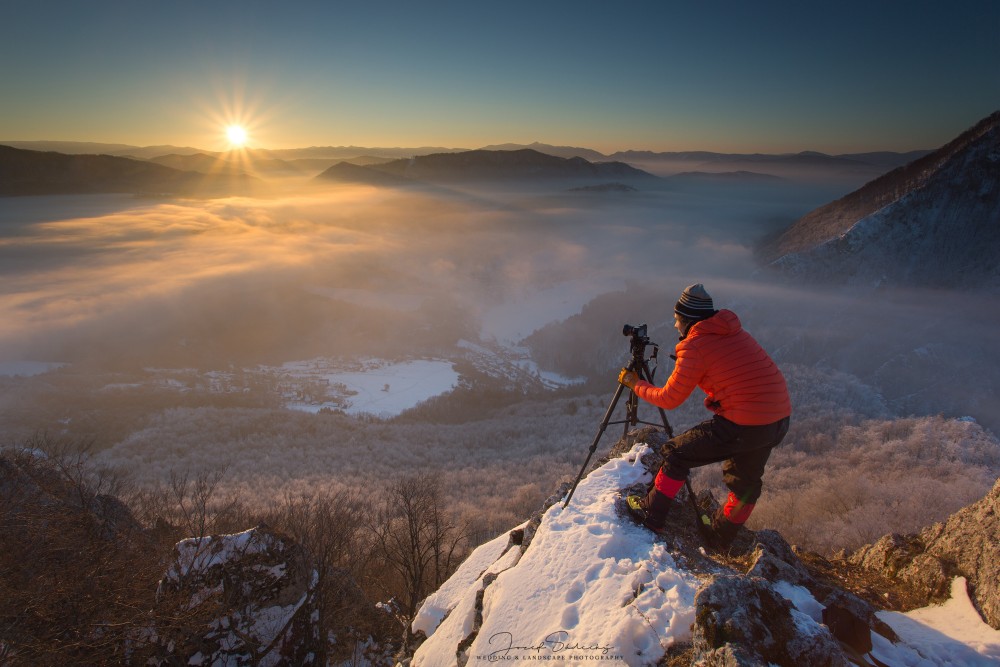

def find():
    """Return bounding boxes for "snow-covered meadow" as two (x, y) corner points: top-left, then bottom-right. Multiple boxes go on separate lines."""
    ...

(282, 358), (461, 418)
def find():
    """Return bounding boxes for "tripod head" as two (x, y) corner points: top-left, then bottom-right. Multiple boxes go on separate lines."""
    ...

(622, 323), (657, 367)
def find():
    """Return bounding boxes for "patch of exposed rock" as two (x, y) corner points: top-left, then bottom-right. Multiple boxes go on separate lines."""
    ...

(849, 476), (1000, 629)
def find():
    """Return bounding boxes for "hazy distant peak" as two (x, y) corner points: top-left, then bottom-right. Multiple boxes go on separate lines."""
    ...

(476, 141), (608, 162)
(315, 148), (658, 186)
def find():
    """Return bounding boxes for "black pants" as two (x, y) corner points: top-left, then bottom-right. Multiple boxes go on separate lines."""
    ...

(661, 415), (790, 504)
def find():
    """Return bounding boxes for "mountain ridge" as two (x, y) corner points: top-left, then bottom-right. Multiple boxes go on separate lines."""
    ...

(761, 110), (1000, 288)
(315, 148), (660, 186)
(0, 145), (259, 196)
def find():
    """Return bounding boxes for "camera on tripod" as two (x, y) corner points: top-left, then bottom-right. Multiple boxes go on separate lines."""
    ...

(563, 320), (671, 508)
(622, 323), (647, 339)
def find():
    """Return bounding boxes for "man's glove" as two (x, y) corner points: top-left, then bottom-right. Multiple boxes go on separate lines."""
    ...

(618, 368), (639, 389)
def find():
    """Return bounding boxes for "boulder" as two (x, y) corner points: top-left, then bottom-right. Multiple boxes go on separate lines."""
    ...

(154, 523), (323, 666)
(691, 575), (848, 667)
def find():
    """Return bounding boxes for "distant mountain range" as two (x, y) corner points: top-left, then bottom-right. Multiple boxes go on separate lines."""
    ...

(0, 137), (952, 198)
(315, 148), (659, 186)
(1, 139), (930, 177)
(762, 111), (1000, 289)
(0, 145), (258, 196)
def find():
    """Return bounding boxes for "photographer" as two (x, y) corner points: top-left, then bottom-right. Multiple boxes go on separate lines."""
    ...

(618, 284), (791, 546)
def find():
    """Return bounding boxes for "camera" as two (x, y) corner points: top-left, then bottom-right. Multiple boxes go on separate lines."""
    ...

(622, 323), (647, 338)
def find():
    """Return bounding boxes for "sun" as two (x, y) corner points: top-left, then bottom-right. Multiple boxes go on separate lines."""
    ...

(225, 124), (248, 148)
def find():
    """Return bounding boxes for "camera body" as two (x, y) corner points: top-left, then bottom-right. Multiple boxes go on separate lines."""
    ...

(622, 323), (647, 339)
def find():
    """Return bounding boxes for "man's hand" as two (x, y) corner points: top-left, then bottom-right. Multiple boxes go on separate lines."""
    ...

(618, 368), (639, 389)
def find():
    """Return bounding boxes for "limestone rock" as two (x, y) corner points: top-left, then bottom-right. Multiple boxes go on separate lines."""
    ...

(154, 523), (323, 665)
(849, 476), (1000, 628)
(691, 575), (848, 667)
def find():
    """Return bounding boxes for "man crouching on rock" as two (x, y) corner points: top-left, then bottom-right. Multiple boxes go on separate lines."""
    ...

(618, 284), (791, 547)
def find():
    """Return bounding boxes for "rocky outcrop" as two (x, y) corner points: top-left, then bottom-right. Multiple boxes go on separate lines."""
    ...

(692, 575), (847, 667)
(153, 524), (324, 666)
(408, 428), (924, 667)
(849, 476), (1000, 629)
(0, 448), (144, 541)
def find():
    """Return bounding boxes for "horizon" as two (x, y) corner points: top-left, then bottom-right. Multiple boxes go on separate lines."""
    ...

(3, 2), (998, 155)
(0, 137), (947, 157)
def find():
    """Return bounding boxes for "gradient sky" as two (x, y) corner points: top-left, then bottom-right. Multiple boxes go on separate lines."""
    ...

(2, 0), (998, 154)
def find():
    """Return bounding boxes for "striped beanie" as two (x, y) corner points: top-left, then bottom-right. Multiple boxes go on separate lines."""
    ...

(674, 283), (716, 321)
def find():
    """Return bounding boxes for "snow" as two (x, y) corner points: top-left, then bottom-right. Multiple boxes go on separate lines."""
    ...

(413, 524), (527, 637)
(412, 443), (703, 666)
(283, 358), (459, 417)
(775, 567), (1000, 666)
(170, 528), (258, 578)
(413, 443), (1000, 667)
(773, 580), (824, 623)
(873, 577), (1000, 666)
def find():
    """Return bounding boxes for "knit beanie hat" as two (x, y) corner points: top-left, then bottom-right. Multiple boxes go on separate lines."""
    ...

(674, 283), (717, 321)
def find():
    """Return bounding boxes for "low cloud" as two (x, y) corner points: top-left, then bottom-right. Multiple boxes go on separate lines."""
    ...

(3, 176), (999, 431)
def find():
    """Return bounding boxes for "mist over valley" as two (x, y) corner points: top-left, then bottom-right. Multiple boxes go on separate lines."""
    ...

(2, 124), (999, 558)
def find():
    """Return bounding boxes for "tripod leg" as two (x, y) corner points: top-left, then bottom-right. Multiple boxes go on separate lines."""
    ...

(623, 392), (638, 438)
(563, 381), (628, 508)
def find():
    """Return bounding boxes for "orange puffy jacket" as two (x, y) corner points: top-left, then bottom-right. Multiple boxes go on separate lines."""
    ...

(633, 309), (791, 426)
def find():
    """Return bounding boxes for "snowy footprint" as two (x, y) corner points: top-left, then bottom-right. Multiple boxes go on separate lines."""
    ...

(565, 580), (585, 603)
(561, 604), (580, 630)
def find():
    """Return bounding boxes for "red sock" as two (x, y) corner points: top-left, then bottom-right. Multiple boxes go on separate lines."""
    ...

(723, 492), (755, 524)
(653, 470), (684, 498)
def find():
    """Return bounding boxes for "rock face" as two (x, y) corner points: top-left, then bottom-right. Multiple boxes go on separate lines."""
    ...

(849, 476), (1000, 629)
(154, 524), (324, 666)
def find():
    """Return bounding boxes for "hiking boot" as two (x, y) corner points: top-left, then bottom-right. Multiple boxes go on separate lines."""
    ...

(708, 508), (741, 549)
(626, 487), (672, 534)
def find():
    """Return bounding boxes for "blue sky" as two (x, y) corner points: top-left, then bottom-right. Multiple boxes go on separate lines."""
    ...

(1, 0), (998, 153)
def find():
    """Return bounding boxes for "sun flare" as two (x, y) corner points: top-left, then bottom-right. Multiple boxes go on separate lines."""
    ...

(226, 125), (248, 147)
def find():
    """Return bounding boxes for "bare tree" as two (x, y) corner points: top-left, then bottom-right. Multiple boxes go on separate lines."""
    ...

(259, 488), (384, 665)
(365, 474), (469, 641)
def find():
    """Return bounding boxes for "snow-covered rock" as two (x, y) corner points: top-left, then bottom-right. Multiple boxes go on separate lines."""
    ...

(153, 524), (323, 666)
(404, 428), (1000, 666)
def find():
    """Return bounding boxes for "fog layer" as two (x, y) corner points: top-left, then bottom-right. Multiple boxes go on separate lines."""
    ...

(4, 176), (999, 425)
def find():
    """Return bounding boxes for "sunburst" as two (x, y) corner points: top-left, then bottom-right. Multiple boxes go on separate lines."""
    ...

(226, 124), (248, 148)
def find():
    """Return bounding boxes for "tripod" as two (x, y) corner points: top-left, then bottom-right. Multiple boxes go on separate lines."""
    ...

(562, 325), (712, 537)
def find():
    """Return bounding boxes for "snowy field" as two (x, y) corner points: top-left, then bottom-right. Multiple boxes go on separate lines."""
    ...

(282, 358), (460, 418)
(411, 443), (1000, 667)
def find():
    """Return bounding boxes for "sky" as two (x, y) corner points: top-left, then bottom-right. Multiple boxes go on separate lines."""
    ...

(1, 0), (999, 154)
